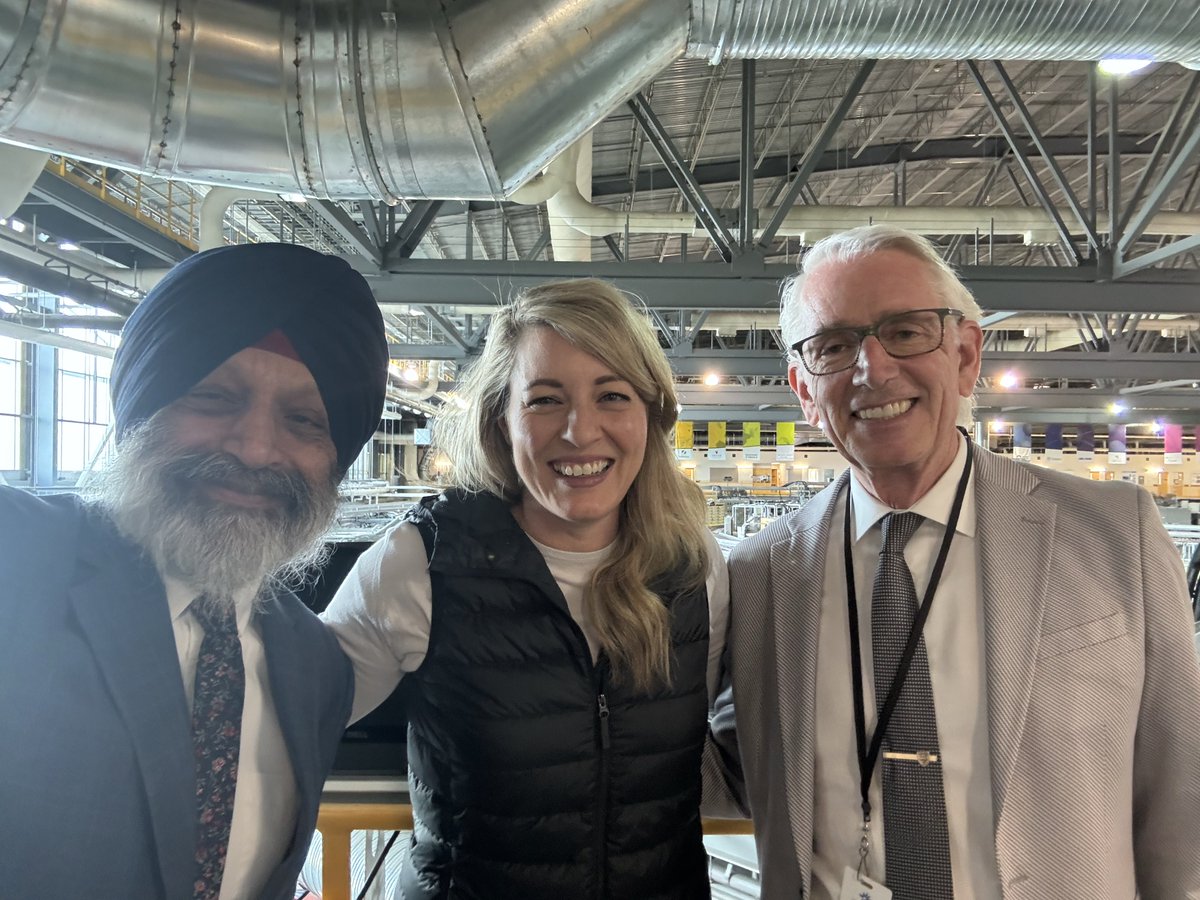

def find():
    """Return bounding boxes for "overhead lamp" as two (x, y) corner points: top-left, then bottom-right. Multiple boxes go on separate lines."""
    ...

(1107, 401), (1127, 415)
(402, 366), (420, 383)
(702, 372), (721, 386)
(1097, 58), (1153, 76)
(278, 192), (308, 203)
(997, 370), (1019, 389)
(58, 242), (80, 251)
(8, 219), (26, 233)
(990, 419), (1005, 432)
(1149, 420), (1164, 434)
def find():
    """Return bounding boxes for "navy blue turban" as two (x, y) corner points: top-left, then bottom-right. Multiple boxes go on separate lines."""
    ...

(110, 243), (388, 473)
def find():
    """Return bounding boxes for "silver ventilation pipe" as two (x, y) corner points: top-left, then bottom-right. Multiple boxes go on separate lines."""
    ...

(0, 0), (1196, 202)
(0, 0), (687, 200)
(687, 0), (1200, 64)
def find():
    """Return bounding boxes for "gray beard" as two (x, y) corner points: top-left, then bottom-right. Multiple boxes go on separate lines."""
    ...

(86, 417), (339, 610)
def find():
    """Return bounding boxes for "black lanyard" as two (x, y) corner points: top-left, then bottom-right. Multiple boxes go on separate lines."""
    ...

(843, 436), (973, 825)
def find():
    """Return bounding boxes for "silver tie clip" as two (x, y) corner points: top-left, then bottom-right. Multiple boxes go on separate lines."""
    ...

(883, 750), (939, 766)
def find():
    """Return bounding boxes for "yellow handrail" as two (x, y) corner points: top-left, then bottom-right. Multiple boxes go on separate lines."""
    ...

(314, 803), (753, 900)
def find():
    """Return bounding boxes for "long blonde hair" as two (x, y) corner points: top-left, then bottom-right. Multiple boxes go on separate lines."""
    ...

(436, 278), (709, 692)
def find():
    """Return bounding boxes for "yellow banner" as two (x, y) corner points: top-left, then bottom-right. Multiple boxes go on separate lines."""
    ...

(675, 421), (694, 449)
(776, 421), (795, 447)
(708, 421), (727, 449)
(742, 422), (761, 448)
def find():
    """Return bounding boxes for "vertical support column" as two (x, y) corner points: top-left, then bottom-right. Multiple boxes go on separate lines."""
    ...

(1086, 65), (1098, 258)
(740, 60), (756, 250)
(30, 297), (57, 488)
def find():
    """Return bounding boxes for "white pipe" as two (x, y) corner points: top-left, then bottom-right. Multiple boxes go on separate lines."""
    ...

(199, 187), (277, 251)
(546, 135), (594, 262)
(517, 170), (1200, 245)
(0, 145), (50, 219)
(0, 319), (115, 357)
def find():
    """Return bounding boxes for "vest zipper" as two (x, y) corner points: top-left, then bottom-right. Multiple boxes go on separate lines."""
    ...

(595, 672), (610, 900)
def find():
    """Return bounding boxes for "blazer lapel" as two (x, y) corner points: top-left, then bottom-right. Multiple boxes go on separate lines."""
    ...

(972, 451), (1056, 824)
(258, 599), (317, 872)
(67, 516), (196, 900)
(772, 474), (847, 892)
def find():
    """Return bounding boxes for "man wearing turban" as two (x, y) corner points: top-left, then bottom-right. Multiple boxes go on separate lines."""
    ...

(0, 243), (389, 900)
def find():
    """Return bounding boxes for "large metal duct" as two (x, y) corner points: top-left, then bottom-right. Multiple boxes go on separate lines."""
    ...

(0, 0), (1197, 202)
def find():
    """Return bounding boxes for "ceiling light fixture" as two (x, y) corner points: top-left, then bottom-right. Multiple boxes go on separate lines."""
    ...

(1097, 57), (1153, 76)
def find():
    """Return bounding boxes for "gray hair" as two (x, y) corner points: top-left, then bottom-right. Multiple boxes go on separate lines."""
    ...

(779, 224), (983, 427)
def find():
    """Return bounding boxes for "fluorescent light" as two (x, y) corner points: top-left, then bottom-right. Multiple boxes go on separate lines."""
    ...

(1097, 58), (1153, 76)
(1108, 402), (1127, 415)
(9, 219), (26, 233)
(58, 242), (80, 251)
(703, 372), (721, 386)
(997, 370), (1019, 389)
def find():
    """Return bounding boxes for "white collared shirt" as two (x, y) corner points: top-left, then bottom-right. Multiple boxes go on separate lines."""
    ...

(810, 436), (1002, 900)
(165, 576), (298, 900)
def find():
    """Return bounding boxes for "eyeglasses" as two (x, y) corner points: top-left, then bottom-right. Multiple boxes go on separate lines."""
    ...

(791, 307), (965, 376)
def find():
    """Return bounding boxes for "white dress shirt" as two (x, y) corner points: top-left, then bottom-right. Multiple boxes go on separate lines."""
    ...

(810, 437), (1003, 900)
(322, 525), (730, 723)
(164, 576), (297, 900)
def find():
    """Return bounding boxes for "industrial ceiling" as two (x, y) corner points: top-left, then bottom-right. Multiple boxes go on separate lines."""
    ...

(1, 0), (1198, 432)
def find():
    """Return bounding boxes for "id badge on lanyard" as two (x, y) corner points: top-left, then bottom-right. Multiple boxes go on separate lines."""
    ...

(838, 866), (892, 900)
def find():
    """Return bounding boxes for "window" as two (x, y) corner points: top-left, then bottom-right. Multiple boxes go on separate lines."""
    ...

(55, 302), (119, 478)
(0, 335), (26, 474)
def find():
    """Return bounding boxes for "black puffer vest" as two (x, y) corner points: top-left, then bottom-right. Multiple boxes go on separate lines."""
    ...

(397, 489), (711, 900)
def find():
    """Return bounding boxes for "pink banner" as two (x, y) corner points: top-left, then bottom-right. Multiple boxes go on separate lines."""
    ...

(1164, 424), (1183, 455)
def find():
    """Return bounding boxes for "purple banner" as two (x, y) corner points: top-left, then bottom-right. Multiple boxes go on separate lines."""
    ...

(1108, 424), (1127, 455)
(1044, 424), (1063, 450)
(1076, 425), (1095, 454)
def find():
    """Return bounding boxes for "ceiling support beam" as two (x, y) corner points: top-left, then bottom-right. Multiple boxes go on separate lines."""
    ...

(629, 92), (736, 263)
(311, 200), (382, 267)
(603, 234), (625, 262)
(384, 200), (445, 261)
(990, 61), (1101, 253)
(0, 252), (137, 315)
(1117, 70), (1200, 236)
(966, 61), (1081, 264)
(759, 60), (877, 248)
(739, 60), (756, 251)
(590, 134), (1152, 199)
(416, 305), (470, 353)
(367, 258), (1200, 314)
(1118, 83), (1200, 254)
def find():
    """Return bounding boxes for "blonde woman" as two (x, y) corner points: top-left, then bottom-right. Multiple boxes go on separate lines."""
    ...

(322, 278), (729, 899)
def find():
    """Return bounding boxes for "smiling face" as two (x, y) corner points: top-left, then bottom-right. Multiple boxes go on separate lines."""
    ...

(789, 248), (982, 507)
(93, 346), (340, 601)
(502, 326), (649, 551)
(157, 346), (338, 505)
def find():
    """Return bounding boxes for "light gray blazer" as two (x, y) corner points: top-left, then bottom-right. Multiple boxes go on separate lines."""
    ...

(704, 448), (1200, 900)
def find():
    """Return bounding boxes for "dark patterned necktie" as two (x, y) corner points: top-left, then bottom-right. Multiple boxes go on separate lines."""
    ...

(190, 599), (245, 900)
(871, 513), (954, 900)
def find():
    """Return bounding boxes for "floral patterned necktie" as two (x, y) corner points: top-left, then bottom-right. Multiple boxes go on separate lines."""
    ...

(190, 599), (245, 900)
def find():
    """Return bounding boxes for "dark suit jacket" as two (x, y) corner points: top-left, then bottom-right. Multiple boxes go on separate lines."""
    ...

(704, 448), (1200, 899)
(0, 487), (353, 900)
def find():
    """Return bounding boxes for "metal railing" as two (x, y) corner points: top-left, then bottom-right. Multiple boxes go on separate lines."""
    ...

(313, 803), (754, 900)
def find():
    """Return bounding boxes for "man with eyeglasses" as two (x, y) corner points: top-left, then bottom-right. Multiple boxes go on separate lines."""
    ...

(704, 224), (1200, 900)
